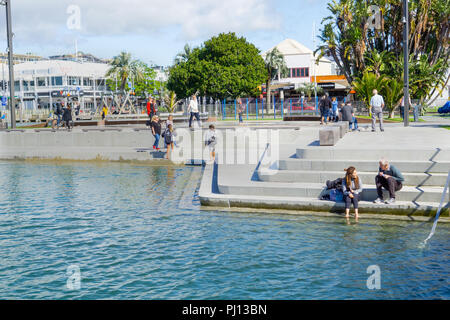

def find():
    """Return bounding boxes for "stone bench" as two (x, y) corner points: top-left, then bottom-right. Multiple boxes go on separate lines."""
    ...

(319, 127), (340, 146)
(331, 121), (349, 138)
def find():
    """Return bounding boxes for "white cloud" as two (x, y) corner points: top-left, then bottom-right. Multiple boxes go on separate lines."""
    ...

(2, 0), (281, 46)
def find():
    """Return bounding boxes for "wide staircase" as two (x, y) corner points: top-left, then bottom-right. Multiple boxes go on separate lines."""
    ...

(201, 146), (450, 217)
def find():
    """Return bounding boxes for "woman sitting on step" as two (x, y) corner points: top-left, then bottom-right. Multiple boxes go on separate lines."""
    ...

(342, 167), (363, 220)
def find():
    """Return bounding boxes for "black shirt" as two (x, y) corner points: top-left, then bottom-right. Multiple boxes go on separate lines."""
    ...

(319, 97), (332, 113)
(151, 121), (161, 135)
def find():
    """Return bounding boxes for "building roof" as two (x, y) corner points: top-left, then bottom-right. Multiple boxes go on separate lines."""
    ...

(263, 38), (331, 63)
(2, 60), (110, 81)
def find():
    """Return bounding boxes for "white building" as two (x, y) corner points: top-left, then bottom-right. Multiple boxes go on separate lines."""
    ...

(1, 60), (111, 111)
(262, 38), (349, 96)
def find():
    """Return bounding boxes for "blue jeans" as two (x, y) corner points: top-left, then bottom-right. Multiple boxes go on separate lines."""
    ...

(238, 112), (243, 123)
(350, 117), (358, 130)
(153, 134), (160, 149)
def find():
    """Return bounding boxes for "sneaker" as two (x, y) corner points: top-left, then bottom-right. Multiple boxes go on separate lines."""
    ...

(381, 129), (385, 132)
(153, 146), (156, 150)
(373, 198), (384, 204)
(385, 198), (396, 204)
(372, 129), (376, 132)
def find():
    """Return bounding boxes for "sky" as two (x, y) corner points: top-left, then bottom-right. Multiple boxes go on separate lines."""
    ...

(0, 0), (331, 67)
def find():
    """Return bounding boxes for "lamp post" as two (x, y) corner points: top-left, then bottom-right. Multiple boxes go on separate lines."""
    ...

(1, 0), (16, 128)
(403, 0), (410, 127)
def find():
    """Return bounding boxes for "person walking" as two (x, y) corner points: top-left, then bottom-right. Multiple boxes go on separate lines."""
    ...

(150, 115), (161, 151)
(54, 101), (63, 128)
(370, 89), (385, 132)
(204, 124), (217, 164)
(319, 94), (332, 125)
(373, 158), (404, 204)
(188, 94), (201, 129)
(342, 167), (363, 219)
(62, 104), (73, 131)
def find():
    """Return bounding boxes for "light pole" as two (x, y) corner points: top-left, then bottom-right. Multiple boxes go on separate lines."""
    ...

(1, 0), (16, 128)
(403, 0), (410, 127)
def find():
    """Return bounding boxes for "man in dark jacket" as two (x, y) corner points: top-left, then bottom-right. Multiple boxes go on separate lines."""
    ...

(62, 104), (73, 131)
(374, 158), (405, 204)
(319, 94), (332, 125)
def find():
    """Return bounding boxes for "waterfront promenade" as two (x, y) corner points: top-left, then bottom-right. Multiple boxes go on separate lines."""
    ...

(1, 120), (449, 219)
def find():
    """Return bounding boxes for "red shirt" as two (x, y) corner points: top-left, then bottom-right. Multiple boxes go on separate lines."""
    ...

(147, 102), (156, 115)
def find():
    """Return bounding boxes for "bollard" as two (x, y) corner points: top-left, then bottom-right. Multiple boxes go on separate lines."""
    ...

(256, 98), (258, 120)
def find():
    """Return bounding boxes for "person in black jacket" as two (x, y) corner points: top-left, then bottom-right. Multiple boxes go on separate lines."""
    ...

(62, 104), (73, 131)
(319, 94), (332, 125)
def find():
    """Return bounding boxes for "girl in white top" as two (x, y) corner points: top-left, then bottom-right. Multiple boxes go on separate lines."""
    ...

(204, 124), (217, 163)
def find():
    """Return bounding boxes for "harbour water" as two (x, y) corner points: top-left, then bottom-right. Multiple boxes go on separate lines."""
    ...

(0, 161), (448, 299)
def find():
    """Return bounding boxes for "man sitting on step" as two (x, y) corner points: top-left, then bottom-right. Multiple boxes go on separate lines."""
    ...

(373, 158), (404, 204)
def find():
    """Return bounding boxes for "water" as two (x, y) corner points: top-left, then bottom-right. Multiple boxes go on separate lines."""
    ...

(0, 161), (448, 300)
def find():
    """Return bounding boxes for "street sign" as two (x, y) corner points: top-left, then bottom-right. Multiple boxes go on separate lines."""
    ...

(1, 96), (7, 106)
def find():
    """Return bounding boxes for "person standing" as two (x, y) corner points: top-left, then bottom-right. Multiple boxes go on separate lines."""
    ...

(319, 94), (332, 125)
(163, 124), (176, 160)
(373, 158), (404, 204)
(331, 97), (338, 122)
(204, 124), (217, 163)
(150, 115), (161, 151)
(341, 102), (354, 131)
(342, 167), (363, 219)
(397, 95), (412, 120)
(62, 104), (73, 131)
(54, 101), (63, 128)
(101, 105), (108, 120)
(370, 89), (385, 132)
(188, 94), (201, 128)
(237, 97), (244, 124)
(146, 97), (156, 120)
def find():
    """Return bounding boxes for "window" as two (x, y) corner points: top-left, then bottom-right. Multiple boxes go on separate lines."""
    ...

(37, 77), (46, 87)
(51, 77), (63, 86)
(68, 76), (80, 86)
(290, 68), (310, 78)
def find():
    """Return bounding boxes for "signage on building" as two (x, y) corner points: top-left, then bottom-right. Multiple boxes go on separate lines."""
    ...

(318, 82), (336, 89)
(51, 90), (84, 97)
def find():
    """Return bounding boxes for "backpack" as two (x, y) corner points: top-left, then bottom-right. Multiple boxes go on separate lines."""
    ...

(326, 178), (343, 190)
(162, 128), (172, 144)
(330, 189), (344, 202)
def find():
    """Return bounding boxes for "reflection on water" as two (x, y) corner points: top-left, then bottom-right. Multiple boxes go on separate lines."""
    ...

(0, 161), (448, 299)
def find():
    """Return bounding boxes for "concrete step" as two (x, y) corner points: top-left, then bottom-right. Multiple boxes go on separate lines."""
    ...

(258, 168), (449, 187)
(278, 159), (450, 174)
(217, 180), (447, 203)
(296, 147), (450, 161)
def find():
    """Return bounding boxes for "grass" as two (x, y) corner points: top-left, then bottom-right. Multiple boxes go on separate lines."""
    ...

(442, 126), (450, 130)
(356, 115), (424, 122)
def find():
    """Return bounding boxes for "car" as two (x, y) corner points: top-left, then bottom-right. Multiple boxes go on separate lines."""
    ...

(290, 101), (316, 112)
(438, 101), (450, 114)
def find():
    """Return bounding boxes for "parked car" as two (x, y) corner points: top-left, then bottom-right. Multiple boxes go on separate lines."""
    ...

(290, 101), (316, 111)
(438, 101), (450, 114)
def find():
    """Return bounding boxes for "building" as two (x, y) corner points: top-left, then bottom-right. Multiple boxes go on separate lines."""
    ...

(262, 39), (350, 98)
(48, 52), (110, 64)
(0, 60), (110, 111)
(0, 53), (43, 64)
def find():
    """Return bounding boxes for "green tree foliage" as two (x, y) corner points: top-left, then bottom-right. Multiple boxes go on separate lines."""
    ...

(264, 47), (289, 112)
(352, 72), (387, 109)
(317, 0), (449, 104)
(106, 52), (144, 93)
(167, 32), (267, 100)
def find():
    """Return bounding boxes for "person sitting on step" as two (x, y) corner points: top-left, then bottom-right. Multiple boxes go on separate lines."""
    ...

(373, 158), (404, 204)
(342, 167), (363, 220)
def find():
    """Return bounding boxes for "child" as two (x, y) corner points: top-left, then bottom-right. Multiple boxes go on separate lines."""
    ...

(163, 124), (175, 160)
(204, 124), (217, 163)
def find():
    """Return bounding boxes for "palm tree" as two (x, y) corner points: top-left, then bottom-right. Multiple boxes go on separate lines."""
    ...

(174, 44), (192, 65)
(106, 52), (144, 93)
(382, 78), (404, 118)
(352, 72), (387, 114)
(264, 47), (288, 113)
(163, 91), (181, 114)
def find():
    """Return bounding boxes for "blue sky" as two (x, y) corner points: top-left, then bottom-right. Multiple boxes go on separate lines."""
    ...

(1, 0), (331, 66)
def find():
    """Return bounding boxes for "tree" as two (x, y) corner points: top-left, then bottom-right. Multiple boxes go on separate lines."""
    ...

(352, 72), (387, 113)
(167, 32), (267, 101)
(316, 0), (449, 104)
(174, 44), (192, 65)
(106, 52), (144, 93)
(163, 91), (182, 114)
(264, 48), (289, 113)
(296, 83), (324, 99)
(382, 78), (404, 118)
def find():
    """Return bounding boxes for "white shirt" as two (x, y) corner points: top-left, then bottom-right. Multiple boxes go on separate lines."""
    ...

(189, 99), (199, 113)
(370, 94), (385, 108)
